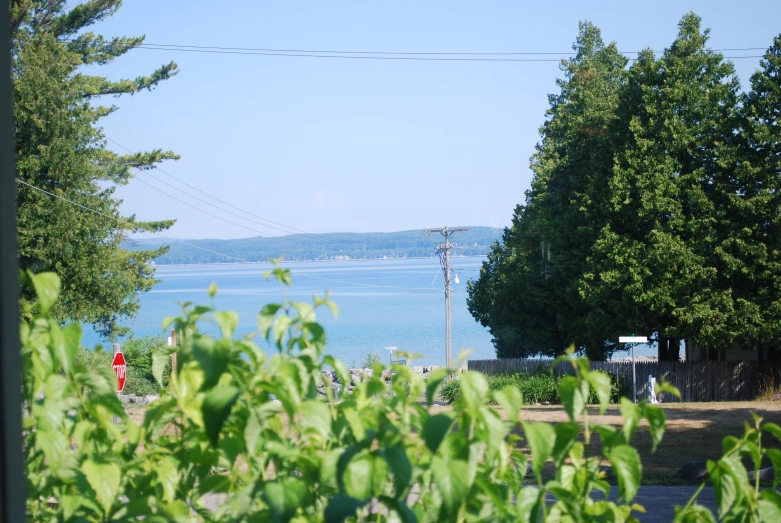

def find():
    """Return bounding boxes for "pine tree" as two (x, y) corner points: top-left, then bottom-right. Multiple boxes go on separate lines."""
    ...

(713, 34), (781, 357)
(13, 0), (179, 337)
(580, 13), (743, 359)
(468, 22), (627, 359)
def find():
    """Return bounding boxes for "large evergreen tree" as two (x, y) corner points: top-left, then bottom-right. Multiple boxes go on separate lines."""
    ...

(470, 13), (781, 361)
(467, 22), (627, 359)
(710, 35), (781, 358)
(580, 13), (743, 359)
(12, 0), (179, 337)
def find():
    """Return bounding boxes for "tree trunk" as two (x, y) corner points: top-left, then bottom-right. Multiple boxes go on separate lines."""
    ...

(657, 335), (680, 361)
(668, 338), (680, 361)
(658, 335), (668, 360)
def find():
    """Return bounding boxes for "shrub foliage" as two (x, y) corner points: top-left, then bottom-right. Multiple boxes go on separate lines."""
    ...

(21, 269), (781, 521)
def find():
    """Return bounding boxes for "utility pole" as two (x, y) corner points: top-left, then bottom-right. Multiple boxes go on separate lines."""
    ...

(425, 226), (468, 370)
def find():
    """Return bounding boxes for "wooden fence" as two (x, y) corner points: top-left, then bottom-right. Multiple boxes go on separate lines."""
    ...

(467, 358), (781, 402)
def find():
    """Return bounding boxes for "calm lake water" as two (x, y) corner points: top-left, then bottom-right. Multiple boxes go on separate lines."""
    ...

(82, 257), (496, 366)
(82, 256), (654, 364)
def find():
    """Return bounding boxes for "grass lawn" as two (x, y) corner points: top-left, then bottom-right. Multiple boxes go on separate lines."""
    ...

(126, 400), (781, 485)
(434, 401), (781, 484)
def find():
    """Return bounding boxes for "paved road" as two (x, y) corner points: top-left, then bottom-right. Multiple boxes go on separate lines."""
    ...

(204, 486), (717, 521)
(600, 486), (716, 522)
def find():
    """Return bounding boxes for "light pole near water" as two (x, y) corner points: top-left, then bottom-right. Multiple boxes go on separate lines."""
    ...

(425, 227), (468, 371)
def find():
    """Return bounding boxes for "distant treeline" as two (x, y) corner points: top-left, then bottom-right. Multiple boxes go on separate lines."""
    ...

(123, 227), (502, 264)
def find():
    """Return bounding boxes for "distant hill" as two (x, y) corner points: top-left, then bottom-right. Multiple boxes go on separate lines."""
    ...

(124, 227), (503, 264)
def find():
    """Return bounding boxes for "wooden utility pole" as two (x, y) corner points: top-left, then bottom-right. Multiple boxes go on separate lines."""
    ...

(425, 227), (468, 370)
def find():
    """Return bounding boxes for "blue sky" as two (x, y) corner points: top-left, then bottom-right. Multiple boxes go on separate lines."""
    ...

(91, 0), (781, 239)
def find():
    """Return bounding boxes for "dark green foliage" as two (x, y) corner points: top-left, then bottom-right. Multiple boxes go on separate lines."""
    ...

(13, 0), (178, 338)
(439, 366), (623, 406)
(469, 13), (781, 360)
(468, 21), (628, 360)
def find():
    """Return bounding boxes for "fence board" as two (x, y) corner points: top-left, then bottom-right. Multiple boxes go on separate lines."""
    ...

(467, 358), (781, 402)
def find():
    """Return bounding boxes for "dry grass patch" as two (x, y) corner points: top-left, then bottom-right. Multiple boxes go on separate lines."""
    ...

(128, 400), (781, 483)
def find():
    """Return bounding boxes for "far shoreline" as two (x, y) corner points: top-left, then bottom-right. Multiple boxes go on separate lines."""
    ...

(150, 254), (489, 267)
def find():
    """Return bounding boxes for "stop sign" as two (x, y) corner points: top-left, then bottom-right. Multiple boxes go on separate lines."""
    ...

(112, 351), (126, 392)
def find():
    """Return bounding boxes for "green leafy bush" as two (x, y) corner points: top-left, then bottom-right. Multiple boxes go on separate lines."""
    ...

(21, 269), (781, 521)
(440, 366), (623, 406)
(73, 334), (169, 396)
(440, 371), (560, 405)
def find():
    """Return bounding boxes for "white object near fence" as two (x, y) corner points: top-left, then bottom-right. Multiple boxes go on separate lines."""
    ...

(619, 335), (648, 403)
(648, 375), (658, 403)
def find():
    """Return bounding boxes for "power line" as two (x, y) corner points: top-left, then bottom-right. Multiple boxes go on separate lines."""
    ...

(110, 137), (450, 251)
(135, 45), (564, 62)
(133, 176), (278, 238)
(133, 44), (764, 62)
(107, 138), (312, 236)
(119, 41), (770, 57)
(135, 170), (310, 237)
(16, 179), (249, 262)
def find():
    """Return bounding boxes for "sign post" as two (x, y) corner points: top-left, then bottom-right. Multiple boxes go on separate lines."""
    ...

(112, 344), (127, 393)
(111, 344), (126, 425)
(619, 336), (648, 403)
(385, 346), (397, 366)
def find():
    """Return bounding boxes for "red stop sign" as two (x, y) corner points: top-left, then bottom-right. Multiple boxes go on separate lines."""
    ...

(112, 351), (126, 392)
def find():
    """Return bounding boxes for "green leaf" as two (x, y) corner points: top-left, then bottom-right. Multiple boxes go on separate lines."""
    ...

(708, 455), (747, 517)
(342, 451), (373, 500)
(673, 504), (717, 523)
(152, 351), (170, 386)
(258, 303), (282, 338)
(522, 421), (555, 478)
(585, 370), (612, 411)
(552, 422), (580, 466)
(264, 477), (309, 522)
(300, 400), (332, 438)
(494, 384), (523, 422)
(324, 356), (351, 391)
(423, 413), (454, 454)
(759, 491), (781, 523)
(559, 376), (589, 421)
(609, 445), (641, 503)
(432, 456), (469, 516)
(762, 422), (781, 443)
(516, 486), (543, 522)
(292, 301), (316, 322)
(162, 316), (176, 331)
(214, 310), (239, 338)
(202, 385), (240, 446)
(765, 448), (781, 487)
(58, 322), (81, 374)
(324, 495), (365, 523)
(619, 398), (640, 442)
(426, 368), (450, 406)
(644, 404), (666, 452)
(384, 446), (413, 496)
(81, 460), (120, 516)
(192, 337), (230, 389)
(30, 272), (60, 314)
(156, 456), (179, 503)
(458, 372), (489, 411)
